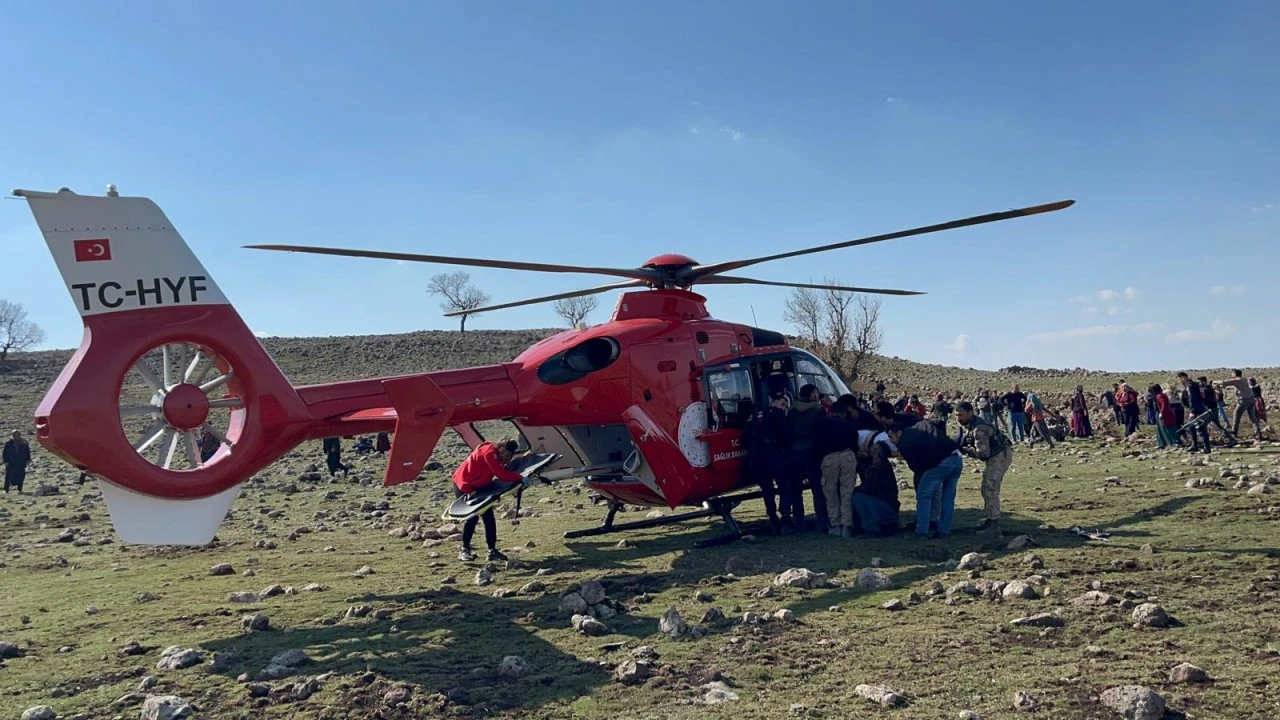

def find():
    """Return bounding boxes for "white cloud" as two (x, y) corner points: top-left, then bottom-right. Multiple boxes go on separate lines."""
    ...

(885, 97), (898, 104)
(1210, 285), (1246, 296)
(1123, 286), (1140, 300)
(253, 330), (269, 338)
(945, 333), (972, 355)
(1096, 289), (1119, 302)
(721, 126), (745, 141)
(1070, 295), (1090, 304)
(1082, 306), (1099, 314)
(1029, 322), (1162, 343)
(1164, 319), (1236, 343)
(1251, 202), (1275, 213)
(1106, 306), (1120, 316)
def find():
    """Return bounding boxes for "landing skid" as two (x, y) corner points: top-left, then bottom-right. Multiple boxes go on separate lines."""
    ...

(563, 490), (764, 548)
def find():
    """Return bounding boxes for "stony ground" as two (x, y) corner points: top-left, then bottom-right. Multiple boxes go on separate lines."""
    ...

(1, 331), (1278, 720)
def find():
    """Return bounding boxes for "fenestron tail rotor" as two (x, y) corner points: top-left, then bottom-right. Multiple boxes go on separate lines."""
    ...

(245, 199), (1073, 315)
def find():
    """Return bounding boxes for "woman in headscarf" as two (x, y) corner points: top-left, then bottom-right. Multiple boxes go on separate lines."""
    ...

(1070, 385), (1093, 438)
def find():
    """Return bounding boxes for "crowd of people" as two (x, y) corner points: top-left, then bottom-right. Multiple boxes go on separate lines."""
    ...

(737, 368), (1270, 542)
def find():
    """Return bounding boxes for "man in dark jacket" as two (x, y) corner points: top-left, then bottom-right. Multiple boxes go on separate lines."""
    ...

(885, 421), (963, 538)
(3, 430), (32, 493)
(322, 437), (350, 477)
(787, 384), (826, 531)
(746, 393), (798, 535)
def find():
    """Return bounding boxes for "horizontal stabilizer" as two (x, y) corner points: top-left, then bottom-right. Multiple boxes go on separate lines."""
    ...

(381, 375), (455, 485)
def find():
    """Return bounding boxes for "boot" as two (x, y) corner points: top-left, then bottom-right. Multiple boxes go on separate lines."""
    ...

(977, 520), (1002, 536)
(840, 526), (853, 539)
(458, 546), (476, 562)
(487, 548), (509, 562)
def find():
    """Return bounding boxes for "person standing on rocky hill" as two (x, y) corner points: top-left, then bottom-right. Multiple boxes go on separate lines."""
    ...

(1002, 385), (1028, 443)
(1116, 382), (1141, 437)
(1152, 384), (1180, 449)
(3, 430), (31, 494)
(1199, 378), (1237, 447)
(955, 401), (1013, 536)
(930, 393), (953, 436)
(1220, 369), (1264, 440)
(1070, 385), (1093, 438)
(1251, 378), (1268, 425)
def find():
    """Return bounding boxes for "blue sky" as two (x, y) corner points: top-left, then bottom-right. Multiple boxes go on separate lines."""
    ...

(2, 1), (1277, 372)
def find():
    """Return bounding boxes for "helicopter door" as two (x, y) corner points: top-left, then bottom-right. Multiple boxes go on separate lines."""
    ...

(621, 404), (697, 508)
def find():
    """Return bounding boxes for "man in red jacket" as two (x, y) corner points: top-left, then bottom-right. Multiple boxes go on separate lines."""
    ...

(453, 439), (523, 562)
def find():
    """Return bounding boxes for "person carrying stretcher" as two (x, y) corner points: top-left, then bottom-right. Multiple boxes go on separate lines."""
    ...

(452, 438), (523, 562)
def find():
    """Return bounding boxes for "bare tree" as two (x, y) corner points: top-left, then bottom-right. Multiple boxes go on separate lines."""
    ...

(427, 271), (491, 331)
(0, 298), (46, 363)
(782, 279), (881, 385)
(552, 295), (598, 327)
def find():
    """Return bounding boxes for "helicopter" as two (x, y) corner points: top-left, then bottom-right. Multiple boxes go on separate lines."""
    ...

(9, 184), (1072, 547)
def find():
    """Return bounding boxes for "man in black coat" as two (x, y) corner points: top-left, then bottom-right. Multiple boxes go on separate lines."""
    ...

(3, 430), (32, 493)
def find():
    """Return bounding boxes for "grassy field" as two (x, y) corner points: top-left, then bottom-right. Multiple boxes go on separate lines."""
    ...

(1, 331), (1278, 719)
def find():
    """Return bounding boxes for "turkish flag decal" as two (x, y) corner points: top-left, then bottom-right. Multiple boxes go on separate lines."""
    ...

(73, 238), (112, 262)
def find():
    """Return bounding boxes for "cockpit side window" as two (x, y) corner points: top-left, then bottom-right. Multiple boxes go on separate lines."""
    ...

(793, 352), (850, 400)
(705, 367), (756, 427)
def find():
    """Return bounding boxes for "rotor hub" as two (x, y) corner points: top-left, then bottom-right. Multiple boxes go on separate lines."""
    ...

(162, 382), (211, 431)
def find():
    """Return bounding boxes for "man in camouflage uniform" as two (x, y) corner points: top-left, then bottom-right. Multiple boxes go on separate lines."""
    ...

(955, 401), (1013, 535)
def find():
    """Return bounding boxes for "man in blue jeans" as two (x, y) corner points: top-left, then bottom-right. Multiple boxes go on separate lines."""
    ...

(1002, 384), (1028, 442)
(886, 422), (963, 538)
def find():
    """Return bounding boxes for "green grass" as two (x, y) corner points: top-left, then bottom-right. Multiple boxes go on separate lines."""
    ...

(2, 331), (1278, 719)
(2, 440), (1278, 719)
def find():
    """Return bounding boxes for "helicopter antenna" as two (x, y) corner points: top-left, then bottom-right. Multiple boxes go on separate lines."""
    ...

(750, 304), (759, 326)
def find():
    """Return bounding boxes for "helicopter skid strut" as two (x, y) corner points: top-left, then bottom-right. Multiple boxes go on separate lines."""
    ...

(562, 491), (763, 548)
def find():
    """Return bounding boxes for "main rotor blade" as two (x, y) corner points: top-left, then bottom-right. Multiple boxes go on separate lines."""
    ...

(244, 244), (660, 283)
(683, 199), (1074, 281)
(441, 279), (647, 317)
(697, 275), (924, 295)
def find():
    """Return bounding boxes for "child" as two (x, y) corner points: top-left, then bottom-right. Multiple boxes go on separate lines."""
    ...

(452, 438), (524, 562)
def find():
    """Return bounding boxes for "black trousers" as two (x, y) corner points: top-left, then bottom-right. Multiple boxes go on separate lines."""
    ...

(4, 465), (25, 492)
(325, 451), (349, 475)
(456, 487), (497, 549)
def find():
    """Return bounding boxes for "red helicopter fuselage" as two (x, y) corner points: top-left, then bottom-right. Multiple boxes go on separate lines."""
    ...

(293, 286), (849, 510)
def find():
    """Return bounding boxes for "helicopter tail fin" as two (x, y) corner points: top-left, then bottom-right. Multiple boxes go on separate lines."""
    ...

(11, 186), (314, 545)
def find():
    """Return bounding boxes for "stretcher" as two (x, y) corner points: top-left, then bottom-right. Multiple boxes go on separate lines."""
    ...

(442, 452), (561, 522)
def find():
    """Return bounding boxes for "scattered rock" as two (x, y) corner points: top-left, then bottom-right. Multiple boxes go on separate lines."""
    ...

(241, 613), (270, 632)
(579, 580), (606, 605)
(613, 660), (650, 685)
(1169, 662), (1208, 684)
(353, 565), (375, 577)
(855, 567), (894, 590)
(1002, 580), (1040, 600)
(659, 607), (688, 638)
(209, 563), (235, 576)
(1006, 535), (1033, 551)
(854, 683), (907, 707)
(774, 568), (828, 589)
(156, 646), (203, 670)
(1099, 685), (1165, 720)
(701, 681), (740, 704)
(559, 592), (589, 615)
(0, 640), (25, 659)
(21, 707), (57, 720)
(1248, 483), (1271, 496)
(957, 552), (987, 571)
(1131, 603), (1172, 629)
(572, 614), (609, 636)
(1070, 591), (1115, 607)
(474, 568), (493, 586)
(881, 599), (906, 611)
(498, 655), (531, 678)
(140, 694), (194, 720)
(773, 608), (795, 623)
(1009, 612), (1064, 628)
